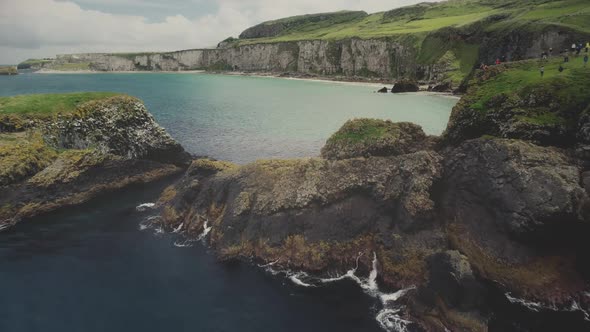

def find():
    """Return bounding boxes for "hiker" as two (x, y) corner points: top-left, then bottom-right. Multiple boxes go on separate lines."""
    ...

(540, 66), (545, 77)
(586, 42), (589, 53)
(572, 43), (577, 52)
(541, 52), (547, 60)
(501, 55), (507, 62)
(577, 43), (582, 55)
(549, 47), (553, 56)
(585, 54), (589, 67)
(496, 58), (501, 65)
(564, 51), (570, 63)
(559, 65), (564, 73)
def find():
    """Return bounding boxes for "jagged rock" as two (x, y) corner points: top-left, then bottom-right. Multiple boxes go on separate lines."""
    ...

(42, 96), (191, 166)
(320, 119), (430, 160)
(377, 87), (388, 93)
(159, 150), (443, 278)
(391, 79), (420, 93)
(440, 138), (590, 303)
(425, 251), (487, 311)
(443, 138), (588, 237)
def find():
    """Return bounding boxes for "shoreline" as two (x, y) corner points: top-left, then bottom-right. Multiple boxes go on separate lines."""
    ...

(32, 69), (460, 97)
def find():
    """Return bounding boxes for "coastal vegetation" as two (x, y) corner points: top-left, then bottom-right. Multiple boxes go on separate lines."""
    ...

(0, 92), (119, 116)
(16, 58), (54, 69)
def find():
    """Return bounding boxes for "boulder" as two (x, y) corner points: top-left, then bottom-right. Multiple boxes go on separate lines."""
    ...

(320, 119), (430, 160)
(431, 81), (453, 92)
(391, 79), (420, 93)
(377, 87), (388, 93)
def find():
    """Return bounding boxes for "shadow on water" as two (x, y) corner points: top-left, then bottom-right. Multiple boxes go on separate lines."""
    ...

(0, 178), (383, 332)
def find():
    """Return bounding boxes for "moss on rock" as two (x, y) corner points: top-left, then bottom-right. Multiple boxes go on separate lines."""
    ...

(321, 119), (429, 160)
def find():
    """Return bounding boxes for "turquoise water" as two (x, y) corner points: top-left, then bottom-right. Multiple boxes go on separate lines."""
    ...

(0, 73), (456, 164)
(0, 73), (455, 332)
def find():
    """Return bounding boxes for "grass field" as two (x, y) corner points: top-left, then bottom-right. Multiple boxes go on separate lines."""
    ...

(467, 54), (590, 114)
(0, 92), (121, 116)
(235, 0), (589, 47)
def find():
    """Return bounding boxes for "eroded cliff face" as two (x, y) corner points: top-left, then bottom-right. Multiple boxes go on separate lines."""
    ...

(41, 24), (588, 84)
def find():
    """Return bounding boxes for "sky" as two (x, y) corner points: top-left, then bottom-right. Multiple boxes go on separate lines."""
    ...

(0, 0), (441, 64)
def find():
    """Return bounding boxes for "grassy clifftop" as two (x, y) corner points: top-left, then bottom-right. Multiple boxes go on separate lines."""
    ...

(236, 0), (589, 44)
(0, 92), (120, 116)
(444, 54), (590, 145)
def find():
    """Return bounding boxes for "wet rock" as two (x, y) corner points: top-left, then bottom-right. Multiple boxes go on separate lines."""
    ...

(391, 79), (419, 93)
(377, 87), (388, 93)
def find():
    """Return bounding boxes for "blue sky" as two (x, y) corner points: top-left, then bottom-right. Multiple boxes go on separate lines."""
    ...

(0, 0), (441, 64)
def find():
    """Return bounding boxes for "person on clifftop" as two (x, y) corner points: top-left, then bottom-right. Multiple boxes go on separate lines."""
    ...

(496, 58), (501, 65)
(564, 51), (570, 63)
(540, 66), (545, 77)
(586, 42), (589, 53)
(559, 65), (564, 73)
(584, 54), (589, 68)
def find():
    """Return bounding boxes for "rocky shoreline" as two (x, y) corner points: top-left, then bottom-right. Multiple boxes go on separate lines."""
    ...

(149, 61), (590, 331)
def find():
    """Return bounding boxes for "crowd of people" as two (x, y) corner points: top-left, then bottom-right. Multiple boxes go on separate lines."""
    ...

(538, 41), (589, 77)
(477, 41), (589, 77)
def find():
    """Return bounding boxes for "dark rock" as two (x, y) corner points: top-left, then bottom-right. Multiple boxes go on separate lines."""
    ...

(431, 81), (452, 92)
(377, 87), (388, 93)
(425, 251), (488, 311)
(320, 119), (430, 160)
(391, 79), (420, 93)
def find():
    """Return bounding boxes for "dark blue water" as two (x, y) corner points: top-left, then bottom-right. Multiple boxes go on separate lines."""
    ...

(0, 73), (456, 332)
(0, 180), (382, 332)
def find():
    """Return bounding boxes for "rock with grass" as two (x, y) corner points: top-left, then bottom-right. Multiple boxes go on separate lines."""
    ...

(320, 119), (430, 160)
(0, 93), (190, 229)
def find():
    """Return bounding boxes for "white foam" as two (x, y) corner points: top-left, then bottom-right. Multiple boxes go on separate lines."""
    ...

(506, 293), (590, 321)
(196, 218), (212, 241)
(380, 287), (417, 305)
(172, 222), (184, 233)
(136, 202), (156, 212)
(288, 272), (315, 287)
(173, 239), (194, 248)
(376, 308), (412, 332)
(0, 223), (11, 232)
(262, 252), (415, 332)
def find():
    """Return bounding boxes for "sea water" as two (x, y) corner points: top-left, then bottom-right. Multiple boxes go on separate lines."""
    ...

(0, 72), (456, 332)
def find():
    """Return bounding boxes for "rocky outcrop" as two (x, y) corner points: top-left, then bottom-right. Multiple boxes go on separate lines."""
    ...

(42, 96), (190, 166)
(156, 117), (590, 331)
(320, 119), (430, 160)
(0, 96), (190, 229)
(391, 79), (420, 93)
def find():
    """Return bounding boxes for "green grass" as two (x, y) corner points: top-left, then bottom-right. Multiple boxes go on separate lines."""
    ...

(467, 55), (590, 112)
(0, 92), (122, 116)
(17, 58), (54, 69)
(328, 119), (393, 143)
(50, 62), (91, 71)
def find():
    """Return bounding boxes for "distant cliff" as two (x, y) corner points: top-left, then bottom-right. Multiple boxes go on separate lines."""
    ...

(21, 0), (590, 86)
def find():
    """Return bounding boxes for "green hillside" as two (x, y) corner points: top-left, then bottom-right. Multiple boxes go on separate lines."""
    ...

(236, 0), (589, 44)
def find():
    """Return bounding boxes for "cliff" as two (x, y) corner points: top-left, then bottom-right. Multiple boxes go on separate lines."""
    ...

(21, 0), (590, 87)
(154, 58), (590, 331)
(0, 93), (190, 230)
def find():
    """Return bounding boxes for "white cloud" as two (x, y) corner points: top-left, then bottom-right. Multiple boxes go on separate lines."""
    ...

(0, 0), (441, 64)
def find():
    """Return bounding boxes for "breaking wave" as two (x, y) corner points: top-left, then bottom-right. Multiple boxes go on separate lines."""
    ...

(260, 252), (416, 332)
(136, 202), (156, 212)
(505, 293), (590, 321)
